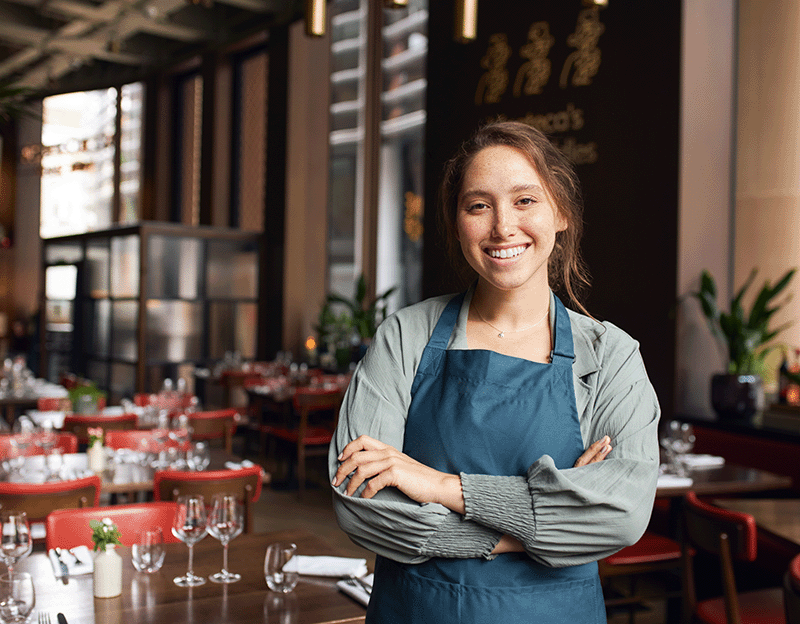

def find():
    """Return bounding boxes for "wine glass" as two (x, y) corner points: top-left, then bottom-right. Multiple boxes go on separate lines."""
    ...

(187, 441), (210, 471)
(171, 495), (208, 587)
(207, 493), (243, 583)
(0, 513), (32, 582)
(34, 421), (57, 456)
(0, 572), (35, 623)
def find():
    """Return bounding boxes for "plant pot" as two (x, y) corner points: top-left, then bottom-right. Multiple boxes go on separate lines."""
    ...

(710, 373), (765, 420)
(94, 545), (122, 598)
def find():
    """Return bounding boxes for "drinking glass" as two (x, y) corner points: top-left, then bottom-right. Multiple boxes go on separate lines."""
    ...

(171, 495), (208, 587)
(207, 493), (243, 583)
(33, 422), (57, 456)
(0, 513), (32, 581)
(187, 442), (210, 471)
(264, 542), (298, 593)
(132, 527), (165, 573)
(0, 572), (34, 623)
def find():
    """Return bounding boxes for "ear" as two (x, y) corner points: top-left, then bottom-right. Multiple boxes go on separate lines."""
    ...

(555, 209), (568, 233)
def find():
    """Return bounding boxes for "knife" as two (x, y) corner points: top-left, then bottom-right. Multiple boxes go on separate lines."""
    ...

(57, 614), (68, 624)
(53, 548), (69, 584)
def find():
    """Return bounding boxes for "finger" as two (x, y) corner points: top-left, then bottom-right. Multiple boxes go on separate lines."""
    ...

(337, 435), (384, 462)
(334, 448), (396, 486)
(574, 436), (610, 467)
(585, 443), (612, 465)
(344, 457), (397, 496)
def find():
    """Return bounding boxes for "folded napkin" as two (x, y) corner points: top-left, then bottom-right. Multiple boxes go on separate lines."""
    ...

(290, 555), (369, 578)
(48, 545), (93, 578)
(224, 459), (256, 470)
(657, 474), (693, 488)
(681, 454), (725, 469)
(337, 573), (374, 606)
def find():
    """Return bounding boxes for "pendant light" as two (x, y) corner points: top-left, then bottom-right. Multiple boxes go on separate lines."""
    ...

(454, 0), (478, 43)
(305, 0), (326, 37)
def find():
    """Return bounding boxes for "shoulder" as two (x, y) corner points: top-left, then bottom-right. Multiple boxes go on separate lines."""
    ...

(377, 293), (460, 343)
(567, 308), (647, 383)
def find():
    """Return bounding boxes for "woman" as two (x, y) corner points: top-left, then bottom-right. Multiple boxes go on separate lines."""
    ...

(329, 121), (660, 622)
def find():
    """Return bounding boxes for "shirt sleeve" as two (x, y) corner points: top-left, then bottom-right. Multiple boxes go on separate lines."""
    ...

(329, 301), (503, 564)
(459, 322), (661, 567)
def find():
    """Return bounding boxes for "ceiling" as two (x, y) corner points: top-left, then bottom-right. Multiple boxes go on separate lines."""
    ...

(0, 0), (302, 96)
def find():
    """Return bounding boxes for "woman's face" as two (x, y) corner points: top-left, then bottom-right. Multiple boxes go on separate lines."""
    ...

(455, 145), (566, 294)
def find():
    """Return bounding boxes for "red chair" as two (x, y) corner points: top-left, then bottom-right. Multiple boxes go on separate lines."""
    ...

(682, 491), (785, 624)
(785, 553), (800, 624)
(61, 413), (138, 445)
(153, 465), (263, 533)
(45, 502), (182, 550)
(104, 429), (184, 451)
(0, 476), (101, 526)
(264, 386), (342, 498)
(185, 408), (239, 453)
(0, 432), (78, 457)
(599, 530), (683, 623)
(36, 397), (72, 412)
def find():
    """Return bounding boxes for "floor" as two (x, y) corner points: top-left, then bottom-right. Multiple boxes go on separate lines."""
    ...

(243, 440), (668, 624)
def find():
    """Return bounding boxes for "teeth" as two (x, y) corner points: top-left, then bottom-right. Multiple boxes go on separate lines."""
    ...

(488, 246), (525, 259)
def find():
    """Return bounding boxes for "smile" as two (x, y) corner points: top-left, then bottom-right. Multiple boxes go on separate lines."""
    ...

(486, 245), (527, 259)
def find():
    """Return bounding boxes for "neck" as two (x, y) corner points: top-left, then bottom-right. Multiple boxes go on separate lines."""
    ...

(472, 280), (550, 329)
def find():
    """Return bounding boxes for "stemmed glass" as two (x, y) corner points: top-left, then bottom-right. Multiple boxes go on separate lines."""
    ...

(34, 421), (57, 456)
(172, 495), (208, 587)
(207, 493), (243, 583)
(660, 420), (696, 477)
(8, 419), (34, 475)
(0, 513), (32, 582)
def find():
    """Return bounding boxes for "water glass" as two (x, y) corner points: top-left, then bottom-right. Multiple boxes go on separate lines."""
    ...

(187, 442), (210, 471)
(132, 527), (165, 573)
(0, 572), (34, 623)
(264, 542), (298, 593)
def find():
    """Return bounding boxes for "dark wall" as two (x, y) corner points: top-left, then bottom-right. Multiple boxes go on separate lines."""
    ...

(422, 0), (680, 417)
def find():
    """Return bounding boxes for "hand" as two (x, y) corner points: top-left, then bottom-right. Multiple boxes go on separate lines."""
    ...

(332, 435), (465, 513)
(573, 435), (612, 467)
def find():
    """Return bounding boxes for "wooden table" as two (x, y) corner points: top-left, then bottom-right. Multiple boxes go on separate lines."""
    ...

(4, 447), (256, 496)
(715, 498), (800, 550)
(18, 529), (367, 624)
(656, 462), (792, 498)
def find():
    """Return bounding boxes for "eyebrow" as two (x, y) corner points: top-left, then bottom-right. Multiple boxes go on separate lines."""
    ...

(459, 184), (545, 201)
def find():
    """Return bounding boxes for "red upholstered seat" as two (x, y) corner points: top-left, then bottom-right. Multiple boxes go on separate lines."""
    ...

(682, 491), (785, 624)
(61, 413), (138, 445)
(784, 553), (800, 624)
(0, 432), (78, 457)
(45, 502), (182, 550)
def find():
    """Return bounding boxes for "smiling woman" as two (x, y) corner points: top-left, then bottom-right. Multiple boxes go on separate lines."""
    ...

(329, 121), (661, 623)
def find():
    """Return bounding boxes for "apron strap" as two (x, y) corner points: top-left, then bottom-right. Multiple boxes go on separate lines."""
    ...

(550, 295), (576, 366)
(427, 292), (465, 350)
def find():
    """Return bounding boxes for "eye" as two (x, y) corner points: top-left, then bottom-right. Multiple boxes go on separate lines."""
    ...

(465, 201), (489, 212)
(517, 196), (538, 207)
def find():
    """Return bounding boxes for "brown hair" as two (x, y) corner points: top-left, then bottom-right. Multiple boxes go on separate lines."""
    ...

(438, 120), (592, 315)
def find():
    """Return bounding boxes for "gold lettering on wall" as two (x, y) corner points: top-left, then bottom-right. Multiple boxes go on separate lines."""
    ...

(560, 7), (604, 88)
(513, 22), (555, 97)
(475, 33), (512, 105)
(404, 191), (424, 242)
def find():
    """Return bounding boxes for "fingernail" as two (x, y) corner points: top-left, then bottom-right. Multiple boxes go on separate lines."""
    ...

(331, 477), (338, 486)
(604, 445), (612, 454)
(604, 436), (610, 444)
(338, 452), (344, 460)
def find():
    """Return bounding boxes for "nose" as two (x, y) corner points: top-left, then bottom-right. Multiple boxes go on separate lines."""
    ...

(492, 206), (515, 238)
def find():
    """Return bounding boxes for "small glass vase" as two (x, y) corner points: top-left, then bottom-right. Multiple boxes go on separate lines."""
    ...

(94, 545), (122, 598)
(88, 442), (105, 473)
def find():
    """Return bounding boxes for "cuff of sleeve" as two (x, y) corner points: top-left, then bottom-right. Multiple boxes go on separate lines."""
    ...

(461, 472), (537, 546)
(422, 511), (502, 560)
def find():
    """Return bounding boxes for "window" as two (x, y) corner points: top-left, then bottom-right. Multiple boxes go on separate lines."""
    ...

(327, 0), (427, 310)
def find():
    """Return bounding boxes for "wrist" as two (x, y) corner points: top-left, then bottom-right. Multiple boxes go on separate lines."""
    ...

(437, 473), (466, 514)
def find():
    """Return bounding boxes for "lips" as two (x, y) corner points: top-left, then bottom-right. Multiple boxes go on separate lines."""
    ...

(486, 245), (527, 259)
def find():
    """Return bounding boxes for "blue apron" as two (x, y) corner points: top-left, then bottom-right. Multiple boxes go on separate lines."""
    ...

(365, 292), (606, 623)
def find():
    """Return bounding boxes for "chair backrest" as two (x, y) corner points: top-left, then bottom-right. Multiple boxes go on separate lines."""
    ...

(786, 553), (800, 624)
(186, 409), (239, 453)
(45, 501), (182, 550)
(292, 387), (342, 437)
(153, 465), (263, 533)
(61, 413), (139, 444)
(104, 429), (182, 451)
(682, 491), (759, 624)
(37, 397), (71, 412)
(0, 475), (101, 523)
(0, 432), (78, 457)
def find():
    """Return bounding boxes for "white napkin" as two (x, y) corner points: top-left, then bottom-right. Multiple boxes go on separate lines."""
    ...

(289, 555), (368, 578)
(681, 454), (725, 469)
(657, 474), (693, 488)
(337, 572), (374, 606)
(48, 545), (94, 578)
(224, 459), (256, 470)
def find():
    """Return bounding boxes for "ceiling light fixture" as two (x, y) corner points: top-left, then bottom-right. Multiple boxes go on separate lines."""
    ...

(305, 0), (326, 37)
(384, 0), (409, 7)
(454, 0), (478, 43)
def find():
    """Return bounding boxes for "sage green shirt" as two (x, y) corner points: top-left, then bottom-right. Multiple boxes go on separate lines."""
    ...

(329, 287), (660, 567)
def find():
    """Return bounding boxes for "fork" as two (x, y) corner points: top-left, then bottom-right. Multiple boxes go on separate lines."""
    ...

(38, 612), (51, 624)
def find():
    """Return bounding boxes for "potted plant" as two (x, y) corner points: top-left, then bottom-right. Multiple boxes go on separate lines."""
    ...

(316, 274), (396, 370)
(67, 381), (107, 414)
(692, 267), (796, 419)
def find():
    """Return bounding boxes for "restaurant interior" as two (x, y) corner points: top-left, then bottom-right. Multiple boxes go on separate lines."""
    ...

(0, 0), (799, 622)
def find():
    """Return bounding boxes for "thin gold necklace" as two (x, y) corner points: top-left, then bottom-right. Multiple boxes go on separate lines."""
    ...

(473, 303), (550, 338)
